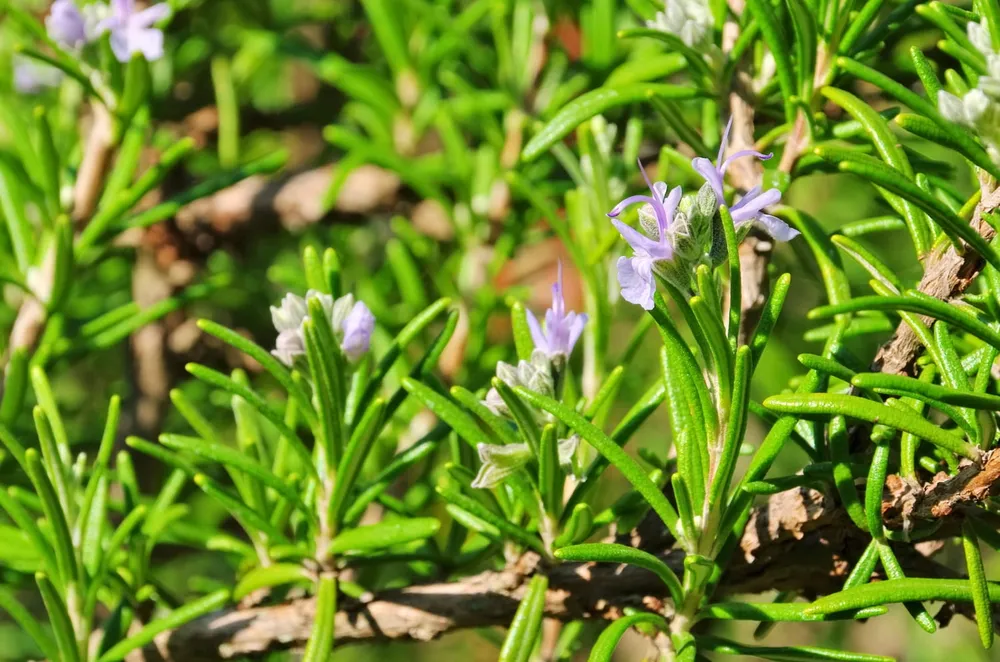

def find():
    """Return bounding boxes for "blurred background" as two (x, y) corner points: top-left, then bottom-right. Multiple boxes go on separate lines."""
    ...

(0, 0), (995, 659)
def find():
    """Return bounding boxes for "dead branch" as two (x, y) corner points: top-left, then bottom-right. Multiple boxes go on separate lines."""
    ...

(173, 164), (401, 236)
(73, 102), (114, 223)
(130, 448), (1000, 662)
(873, 174), (1000, 376)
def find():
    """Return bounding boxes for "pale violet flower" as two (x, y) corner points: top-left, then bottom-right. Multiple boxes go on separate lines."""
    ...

(269, 290), (375, 365)
(13, 58), (63, 94)
(607, 163), (682, 310)
(692, 117), (772, 202)
(340, 299), (375, 361)
(96, 0), (171, 62)
(693, 117), (799, 242)
(647, 0), (713, 49)
(527, 262), (587, 362)
(46, 0), (87, 49)
(730, 187), (800, 241)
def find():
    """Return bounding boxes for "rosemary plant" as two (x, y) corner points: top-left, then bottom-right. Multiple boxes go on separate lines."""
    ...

(0, 0), (999, 660)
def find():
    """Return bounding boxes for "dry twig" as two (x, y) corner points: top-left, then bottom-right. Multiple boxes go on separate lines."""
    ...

(129, 449), (1000, 661)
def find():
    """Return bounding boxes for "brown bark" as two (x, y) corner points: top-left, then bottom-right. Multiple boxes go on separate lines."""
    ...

(131, 448), (1000, 661)
(73, 103), (114, 224)
(872, 175), (1000, 376)
(173, 163), (401, 235)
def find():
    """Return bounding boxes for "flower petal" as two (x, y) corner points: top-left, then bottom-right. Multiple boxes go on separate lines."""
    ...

(113, 0), (133, 19)
(750, 213), (800, 242)
(608, 193), (658, 218)
(340, 300), (375, 361)
(730, 187), (782, 223)
(133, 3), (171, 28)
(720, 149), (773, 176)
(661, 185), (683, 219)
(610, 218), (662, 255)
(135, 26), (165, 60)
(109, 29), (131, 62)
(552, 260), (566, 318)
(46, 0), (88, 48)
(718, 116), (733, 164)
(566, 313), (588, 355)
(617, 255), (656, 310)
(692, 157), (724, 201)
(272, 329), (305, 366)
(525, 308), (549, 355)
(937, 90), (967, 124)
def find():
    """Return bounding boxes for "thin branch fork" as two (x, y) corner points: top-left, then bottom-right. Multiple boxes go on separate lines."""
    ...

(873, 174), (1000, 376)
(133, 449), (1000, 662)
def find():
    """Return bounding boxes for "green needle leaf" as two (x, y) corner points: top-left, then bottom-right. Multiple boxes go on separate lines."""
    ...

(763, 393), (981, 459)
(809, 293), (1000, 352)
(158, 434), (310, 516)
(498, 574), (548, 662)
(185, 364), (316, 477)
(699, 601), (888, 622)
(436, 481), (545, 553)
(807, 577), (1000, 615)
(588, 612), (669, 662)
(514, 387), (681, 540)
(35, 572), (81, 662)
(97, 590), (231, 662)
(403, 378), (492, 448)
(745, 0), (797, 121)
(234, 564), (311, 601)
(196, 319), (317, 427)
(23, 449), (76, 586)
(301, 575), (337, 662)
(851, 372), (1000, 410)
(522, 84), (705, 161)
(555, 543), (683, 607)
(329, 399), (387, 528)
(328, 518), (441, 555)
(0, 585), (59, 661)
(813, 146), (1000, 270)
(695, 635), (894, 661)
(962, 520), (994, 649)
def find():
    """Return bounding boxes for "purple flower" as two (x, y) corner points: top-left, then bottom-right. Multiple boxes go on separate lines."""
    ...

(607, 162), (683, 310)
(46, 0), (87, 49)
(730, 186), (800, 241)
(270, 291), (375, 365)
(96, 0), (171, 63)
(692, 117), (798, 242)
(526, 262), (588, 360)
(340, 300), (375, 361)
(692, 117), (773, 202)
(13, 58), (64, 94)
